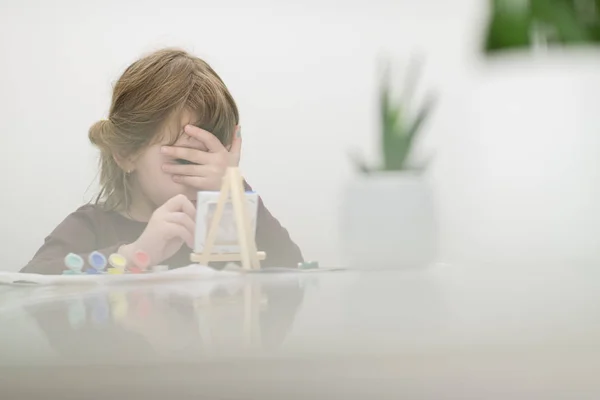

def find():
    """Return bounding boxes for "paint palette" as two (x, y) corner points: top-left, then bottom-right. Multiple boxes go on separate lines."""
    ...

(61, 250), (164, 276)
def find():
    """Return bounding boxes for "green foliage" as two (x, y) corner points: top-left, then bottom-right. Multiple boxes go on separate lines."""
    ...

(350, 58), (436, 174)
(484, 0), (600, 53)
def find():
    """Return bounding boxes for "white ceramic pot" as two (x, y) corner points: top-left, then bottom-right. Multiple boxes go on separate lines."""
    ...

(339, 172), (437, 269)
(433, 49), (600, 268)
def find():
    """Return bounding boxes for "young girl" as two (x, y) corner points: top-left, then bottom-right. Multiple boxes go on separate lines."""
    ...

(22, 48), (303, 274)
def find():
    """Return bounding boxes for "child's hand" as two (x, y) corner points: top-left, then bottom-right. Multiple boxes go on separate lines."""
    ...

(119, 194), (196, 266)
(161, 125), (241, 191)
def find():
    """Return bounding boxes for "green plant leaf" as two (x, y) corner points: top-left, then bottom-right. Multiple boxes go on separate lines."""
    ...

(405, 94), (437, 153)
(400, 55), (423, 107)
(348, 150), (373, 174)
(483, 0), (600, 53)
(531, 0), (592, 43)
(350, 55), (436, 173)
(483, 0), (532, 53)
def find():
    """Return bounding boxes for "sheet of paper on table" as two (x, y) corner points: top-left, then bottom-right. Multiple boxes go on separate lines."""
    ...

(0, 264), (344, 287)
(0, 265), (239, 286)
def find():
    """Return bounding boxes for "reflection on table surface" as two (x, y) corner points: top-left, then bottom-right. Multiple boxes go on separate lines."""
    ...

(0, 274), (305, 363)
(2, 265), (600, 399)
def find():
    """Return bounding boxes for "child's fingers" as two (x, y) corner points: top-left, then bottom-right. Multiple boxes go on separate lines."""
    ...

(183, 125), (226, 153)
(165, 212), (195, 237)
(165, 222), (194, 248)
(171, 174), (210, 190)
(162, 194), (196, 220)
(161, 146), (213, 165)
(162, 163), (214, 177)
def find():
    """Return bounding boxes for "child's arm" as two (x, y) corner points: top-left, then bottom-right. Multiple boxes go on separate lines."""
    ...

(245, 182), (304, 268)
(21, 209), (121, 275)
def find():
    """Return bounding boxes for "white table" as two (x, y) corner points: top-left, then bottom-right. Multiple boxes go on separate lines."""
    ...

(1, 263), (599, 399)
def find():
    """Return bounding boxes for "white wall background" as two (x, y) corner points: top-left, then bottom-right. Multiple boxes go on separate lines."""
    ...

(0, 0), (485, 271)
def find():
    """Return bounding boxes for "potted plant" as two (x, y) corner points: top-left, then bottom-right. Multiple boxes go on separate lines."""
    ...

(483, 0), (600, 53)
(435, 0), (600, 267)
(339, 57), (438, 269)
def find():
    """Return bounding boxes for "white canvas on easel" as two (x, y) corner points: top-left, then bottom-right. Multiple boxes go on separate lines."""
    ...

(194, 192), (259, 254)
(190, 167), (265, 270)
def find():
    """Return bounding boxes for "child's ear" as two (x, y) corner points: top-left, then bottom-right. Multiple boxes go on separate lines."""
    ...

(113, 153), (135, 174)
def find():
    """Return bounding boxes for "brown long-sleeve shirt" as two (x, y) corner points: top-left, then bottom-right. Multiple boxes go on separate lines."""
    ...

(22, 186), (303, 275)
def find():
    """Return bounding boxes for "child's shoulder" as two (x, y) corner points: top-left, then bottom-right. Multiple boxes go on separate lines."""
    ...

(45, 203), (124, 241)
(66, 203), (120, 225)
(73, 203), (112, 215)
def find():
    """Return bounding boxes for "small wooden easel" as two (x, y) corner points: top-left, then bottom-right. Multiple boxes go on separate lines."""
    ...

(190, 167), (265, 270)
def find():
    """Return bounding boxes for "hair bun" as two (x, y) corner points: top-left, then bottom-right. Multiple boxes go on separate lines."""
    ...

(88, 119), (113, 148)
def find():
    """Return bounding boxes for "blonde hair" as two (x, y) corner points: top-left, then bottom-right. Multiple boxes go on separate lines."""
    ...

(88, 48), (239, 211)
